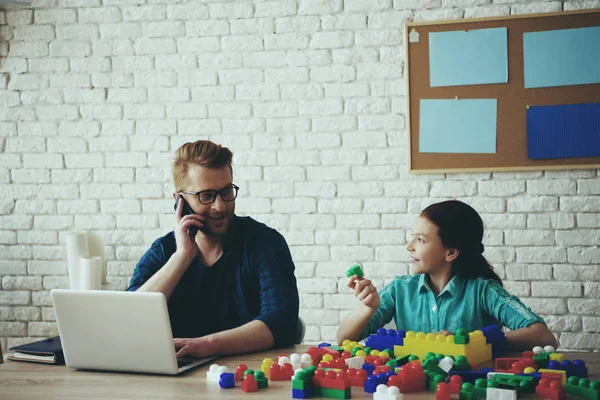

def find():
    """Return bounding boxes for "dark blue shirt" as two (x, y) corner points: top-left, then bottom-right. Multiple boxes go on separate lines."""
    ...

(127, 215), (299, 348)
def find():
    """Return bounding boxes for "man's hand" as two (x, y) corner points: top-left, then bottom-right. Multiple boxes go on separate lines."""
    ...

(174, 336), (218, 358)
(347, 274), (380, 311)
(174, 197), (204, 261)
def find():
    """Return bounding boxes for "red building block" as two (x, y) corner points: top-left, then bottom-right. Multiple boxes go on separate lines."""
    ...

(242, 374), (258, 393)
(322, 347), (341, 359)
(387, 363), (427, 393)
(269, 363), (295, 381)
(319, 358), (348, 370)
(341, 351), (352, 359)
(312, 369), (351, 391)
(306, 347), (324, 366)
(347, 368), (368, 387)
(536, 378), (565, 400)
(235, 364), (248, 381)
(437, 382), (451, 400)
(448, 375), (463, 394)
(374, 366), (392, 375)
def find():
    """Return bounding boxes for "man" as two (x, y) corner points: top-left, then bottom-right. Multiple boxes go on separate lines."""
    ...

(128, 140), (299, 358)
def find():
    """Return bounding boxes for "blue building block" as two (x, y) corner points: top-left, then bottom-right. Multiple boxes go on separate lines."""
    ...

(364, 373), (389, 394)
(362, 363), (376, 376)
(318, 342), (331, 348)
(449, 368), (494, 384)
(480, 324), (507, 358)
(562, 359), (588, 378)
(293, 387), (313, 399)
(219, 372), (235, 389)
(365, 328), (406, 354)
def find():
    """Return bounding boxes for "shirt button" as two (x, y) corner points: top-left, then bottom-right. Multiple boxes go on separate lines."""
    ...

(432, 305), (437, 312)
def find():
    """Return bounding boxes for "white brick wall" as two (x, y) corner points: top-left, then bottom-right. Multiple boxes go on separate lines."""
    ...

(0, 0), (599, 354)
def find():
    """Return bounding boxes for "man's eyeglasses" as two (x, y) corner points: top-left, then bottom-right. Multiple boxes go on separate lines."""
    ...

(179, 184), (239, 205)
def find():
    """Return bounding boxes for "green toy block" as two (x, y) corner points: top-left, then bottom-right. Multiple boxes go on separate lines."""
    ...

(396, 354), (411, 366)
(493, 374), (534, 394)
(387, 358), (398, 369)
(314, 386), (351, 399)
(429, 374), (446, 392)
(474, 379), (498, 398)
(364, 346), (372, 355)
(423, 357), (447, 377)
(330, 345), (344, 353)
(454, 355), (471, 371)
(533, 352), (550, 369)
(293, 378), (312, 391)
(565, 377), (600, 400)
(460, 383), (476, 400)
(454, 328), (470, 345)
(408, 355), (420, 361)
(346, 264), (364, 278)
(254, 371), (268, 389)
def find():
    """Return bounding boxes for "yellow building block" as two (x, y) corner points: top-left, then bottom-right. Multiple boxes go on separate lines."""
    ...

(538, 369), (567, 384)
(549, 353), (565, 362)
(394, 329), (492, 365)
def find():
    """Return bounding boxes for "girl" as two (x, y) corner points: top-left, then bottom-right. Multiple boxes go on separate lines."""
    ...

(337, 200), (558, 351)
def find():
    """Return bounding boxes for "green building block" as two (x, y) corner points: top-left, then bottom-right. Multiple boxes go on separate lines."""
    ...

(473, 379), (499, 398)
(346, 264), (364, 278)
(565, 377), (600, 400)
(429, 374), (446, 392)
(314, 386), (351, 399)
(454, 355), (471, 371)
(408, 355), (420, 361)
(493, 374), (534, 394)
(254, 371), (268, 389)
(292, 377), (312, 391)
(423, 357), (447, 377)
(460, 383), (476, 400)
(533, 352), (550, 369)
(454, 328), (470, 345)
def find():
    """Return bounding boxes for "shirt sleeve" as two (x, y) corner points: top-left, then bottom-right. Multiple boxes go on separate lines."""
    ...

(126, 237), (167, 292)
(252, 230), (300, 348)
(359, 279), (397, 340)
(482, 280), (546, 330)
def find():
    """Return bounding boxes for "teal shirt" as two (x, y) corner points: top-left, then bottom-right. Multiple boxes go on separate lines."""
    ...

(360, 274), (545, 340)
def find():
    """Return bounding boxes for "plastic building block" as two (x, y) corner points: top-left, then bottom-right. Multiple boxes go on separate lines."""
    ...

(320, 358), (348, 370)
(565, 377), (600, 400)
(347, 368), (368, 386)
(473, 378), (498, 398)
(453, 356), (472, 371)
(346, 264), (364, 278)
(534, 353), (551, 369)
(301, 353), (313, 369)
(437, 382), (451, 400)
(314, 386), (351, 399)
(387, 363), (426, 393)
(219, 372), (235, 389)
(450, 368), (494, 384)
(362, 363), (376, 376)
(550, 353), (565, 363)
(455, 328), (470, 345)
(536, 378), (565, 400)
(496, 357), (532, 370)
(493, 374), (535, 394)
(394, 329), (492, 364)
(254, 371), (268, 389)
(207, 364), (229, 383)
(319, 342), (332, 348)
(235, 364), (248, 381)
(460, 383), (476, 400)
(374, 384), (402, 400)
(366, 328), (407, 353)
(269, 363), (295, 381)
(539, 369), (567, 384)
(345, 356), (364, 370)
(439, 356), (455, 373)
(488, 387), (517, 400)
(312, 369), (351, 391)
(365, 373), (388, 393)
(290, 353), (301, 370)
(261, 358), (274, 375)
(293, 387), (313, 399)
(449, 375), (464, 393)
(428, 373), (447, 393)
(242, 374), (258, 393)
(423, 356), (448, 377)
(480, 324), (508, 358)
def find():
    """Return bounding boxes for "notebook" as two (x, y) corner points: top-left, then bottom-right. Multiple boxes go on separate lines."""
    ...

(8, 336), (64, 364)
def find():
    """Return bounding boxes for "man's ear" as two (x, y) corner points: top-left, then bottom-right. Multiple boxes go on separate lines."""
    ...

(446, 248), (460, 263)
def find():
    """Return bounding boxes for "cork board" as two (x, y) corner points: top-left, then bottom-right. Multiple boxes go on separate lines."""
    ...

(406, 9), (600, 173)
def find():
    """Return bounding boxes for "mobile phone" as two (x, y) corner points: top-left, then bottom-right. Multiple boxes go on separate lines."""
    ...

(174, 195), (199, 237)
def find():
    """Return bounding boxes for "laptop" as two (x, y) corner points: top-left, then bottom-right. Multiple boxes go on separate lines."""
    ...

(51, 289), (216, 375)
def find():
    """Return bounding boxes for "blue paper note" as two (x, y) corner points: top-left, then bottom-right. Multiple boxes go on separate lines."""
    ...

(419, 99), (497, 153)
(523, 26), (600, 88)
(429, 28), (508, 87)
(527, 102), (600, 159)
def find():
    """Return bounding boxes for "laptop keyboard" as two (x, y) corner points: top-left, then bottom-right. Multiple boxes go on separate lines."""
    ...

(177, 357), (194, 368)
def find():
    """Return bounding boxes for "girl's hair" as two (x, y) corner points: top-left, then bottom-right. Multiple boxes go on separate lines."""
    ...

(421, 200), (503, 285)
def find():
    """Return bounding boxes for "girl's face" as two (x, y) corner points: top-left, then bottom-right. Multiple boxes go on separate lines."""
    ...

(406, 216), (454, 275)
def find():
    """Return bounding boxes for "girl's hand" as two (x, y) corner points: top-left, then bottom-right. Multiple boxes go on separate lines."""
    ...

(438, 330), (454, 336)
(347, 275), (380, 311)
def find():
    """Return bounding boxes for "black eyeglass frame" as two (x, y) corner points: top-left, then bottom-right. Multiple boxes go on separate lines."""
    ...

(178, 184), (240, 205)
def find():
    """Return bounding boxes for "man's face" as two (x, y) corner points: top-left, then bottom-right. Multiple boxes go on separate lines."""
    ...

(183, 165), (235, 238)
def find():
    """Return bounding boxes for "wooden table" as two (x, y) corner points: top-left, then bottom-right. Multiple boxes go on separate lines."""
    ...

(0, 346), (598, 399)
